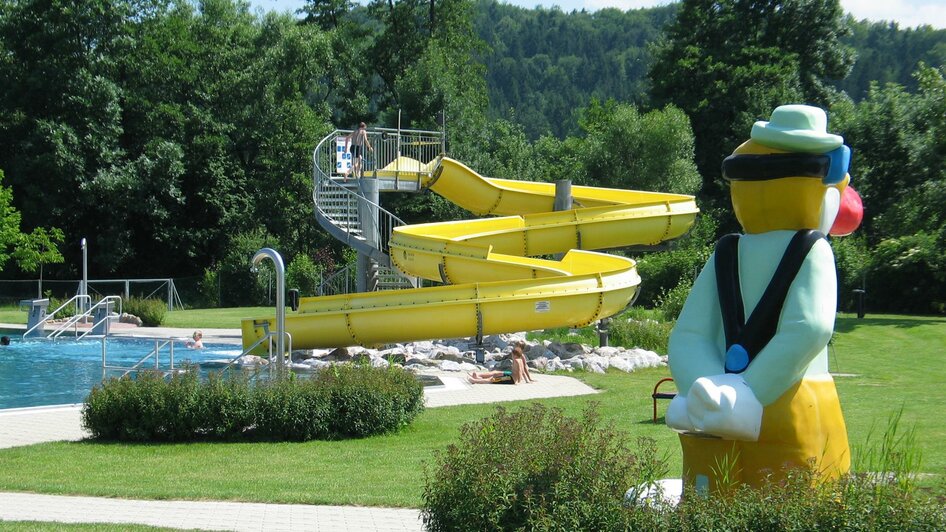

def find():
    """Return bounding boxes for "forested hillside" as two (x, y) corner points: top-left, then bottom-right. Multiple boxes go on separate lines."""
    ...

(474, 0), (676, 139)
(474, 0), (946, 139)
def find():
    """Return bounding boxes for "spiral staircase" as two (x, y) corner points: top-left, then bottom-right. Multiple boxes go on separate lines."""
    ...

(312, 127), (444, 295)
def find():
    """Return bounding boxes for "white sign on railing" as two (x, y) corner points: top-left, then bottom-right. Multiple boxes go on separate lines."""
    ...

(335, 136), (351, 175)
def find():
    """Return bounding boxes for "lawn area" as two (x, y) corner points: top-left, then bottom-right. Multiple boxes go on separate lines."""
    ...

(0, 304), (27, 324)
(160, 307), (277, 329)
(0, 313), (942, 508)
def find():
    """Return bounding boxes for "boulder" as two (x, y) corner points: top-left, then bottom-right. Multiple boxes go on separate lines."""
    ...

(324, 347), (352, 362)
(440, 360), (463, 372)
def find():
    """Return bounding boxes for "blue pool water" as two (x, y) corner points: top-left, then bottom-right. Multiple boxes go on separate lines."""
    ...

(0, 336), (243, 409)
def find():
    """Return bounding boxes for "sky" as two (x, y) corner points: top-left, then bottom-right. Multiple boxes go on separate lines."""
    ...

(249, 0), (946, 30)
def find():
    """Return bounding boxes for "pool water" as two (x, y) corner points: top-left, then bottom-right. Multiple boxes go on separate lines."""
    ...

(0, 336), (242, 409)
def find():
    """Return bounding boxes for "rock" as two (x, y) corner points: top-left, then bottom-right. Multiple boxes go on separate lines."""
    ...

(119, 313), (143, 326)
(586, 361), (606, 374)
(434, 346), (464, 362)
(352, 351), (371, 364)
(236, 355), (269, 367)
(406, 357), (440, 367)
(324, 347), (352, 362)
(371, 357), (390, 369)
(609, 357), (633, 373)
(586, 355), (610, 370)
(546, 357), (567, 372)
(547, 342), (588, 358)
(440, 360), (462, 372)
(458, 362), (478, 371)
(528, 358), (548, 371)
(563, 356), (585, 370)
(595, 346), (621, 357)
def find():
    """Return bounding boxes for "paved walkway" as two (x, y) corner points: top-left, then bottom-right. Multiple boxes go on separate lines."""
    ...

(0, 325), (598, 530)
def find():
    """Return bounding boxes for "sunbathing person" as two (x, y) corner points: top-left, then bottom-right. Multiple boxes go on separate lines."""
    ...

(469, 346), (534, 384)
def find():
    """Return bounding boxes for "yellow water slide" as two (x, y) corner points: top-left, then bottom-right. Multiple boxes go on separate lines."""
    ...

(241, 157), (698, 349)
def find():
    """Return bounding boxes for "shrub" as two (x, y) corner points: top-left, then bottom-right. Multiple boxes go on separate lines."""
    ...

(655, 277), (692, 321)
(82, 364), (424, 442)
(122, 297), (167, 326)
(252, 375), (331, 441)
(286, 253), (322, 297)
(422, 403), (668, 532)
(197, 268), (220, 308)
(316, 363), (425, 438)
(610, 311), (674, 353)
(424, 406), (946, 531)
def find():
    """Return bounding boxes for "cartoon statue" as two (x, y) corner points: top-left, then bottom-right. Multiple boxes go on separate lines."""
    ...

(666, 105), (858, 493)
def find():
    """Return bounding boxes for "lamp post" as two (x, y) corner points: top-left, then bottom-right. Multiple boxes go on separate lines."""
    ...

(252, 248), (286, 368)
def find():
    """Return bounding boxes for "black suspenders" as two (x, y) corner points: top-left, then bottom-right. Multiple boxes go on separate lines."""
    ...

(715, 230), (825, 373)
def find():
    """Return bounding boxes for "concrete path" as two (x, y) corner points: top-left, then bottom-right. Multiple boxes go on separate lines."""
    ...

(0, 325), (598, 531)
(0, 492), (424, 531)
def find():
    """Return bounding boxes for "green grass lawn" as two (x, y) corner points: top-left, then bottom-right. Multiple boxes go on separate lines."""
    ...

(0, 304), (27, 324)
(0, 313), (942, 508)
(160, 307), (277, 329)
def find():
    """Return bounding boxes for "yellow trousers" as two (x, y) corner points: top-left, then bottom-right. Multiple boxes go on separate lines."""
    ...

(679, 376), (850, 493)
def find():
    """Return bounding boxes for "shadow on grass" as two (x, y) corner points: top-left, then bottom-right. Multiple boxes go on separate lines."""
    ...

(835, 315), (946, 333)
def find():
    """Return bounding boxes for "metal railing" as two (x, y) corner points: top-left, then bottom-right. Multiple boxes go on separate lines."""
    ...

(101, 332), (293, 381)
(312, 127), (443, 264)
(24, 295), (123, 339)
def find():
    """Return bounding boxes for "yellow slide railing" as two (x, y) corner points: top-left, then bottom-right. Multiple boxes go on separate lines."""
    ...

(242, 157), (698, 349)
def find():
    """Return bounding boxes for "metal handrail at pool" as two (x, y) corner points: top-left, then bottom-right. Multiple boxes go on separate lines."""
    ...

(24, 295), (124, 339)
(100, 331), (293, 381)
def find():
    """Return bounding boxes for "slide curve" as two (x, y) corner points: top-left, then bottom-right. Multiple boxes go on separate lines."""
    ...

(241, 157), (698, 349)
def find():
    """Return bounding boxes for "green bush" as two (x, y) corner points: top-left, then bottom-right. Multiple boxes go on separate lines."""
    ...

(316, 364), (426, 438)
(610, 310), (674, 353)
(122, 297), (167, 326)
(286, 253), (322, 297)
(423, 404), (667, 531)
(634, 213), (717, 307)
(82, 364), (424, 442)
(252, 375), (331, 441)
(423, 406), (946, 532)
(197, 268), (220, 308)
(865, 232), (946, 314)
(655, 277), (692, 322)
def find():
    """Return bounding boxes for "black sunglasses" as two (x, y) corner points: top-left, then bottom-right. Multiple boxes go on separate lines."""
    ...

(722, 146), (852, 183)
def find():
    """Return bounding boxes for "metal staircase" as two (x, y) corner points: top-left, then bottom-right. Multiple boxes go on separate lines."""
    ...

(312, 127), (443, 294)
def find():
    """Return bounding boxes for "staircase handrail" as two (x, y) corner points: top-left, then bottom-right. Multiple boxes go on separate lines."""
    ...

(48, 296), (123, 339)
(312, 131), (410, 263)
(22, 295), (90, 337)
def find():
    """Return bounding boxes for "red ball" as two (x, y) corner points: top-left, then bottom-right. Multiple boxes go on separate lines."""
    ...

(830, 186), (864, 236)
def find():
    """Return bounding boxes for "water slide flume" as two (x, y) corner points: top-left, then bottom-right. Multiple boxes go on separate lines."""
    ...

(241, 157), (699, 350)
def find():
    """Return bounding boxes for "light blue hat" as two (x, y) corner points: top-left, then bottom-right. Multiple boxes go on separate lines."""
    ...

(751, 105), (844, 154)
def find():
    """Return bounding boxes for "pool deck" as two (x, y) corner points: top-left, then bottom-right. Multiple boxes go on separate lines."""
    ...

(0, 323), (597, 531)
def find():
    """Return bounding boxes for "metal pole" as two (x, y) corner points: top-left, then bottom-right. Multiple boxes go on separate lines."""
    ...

(81, 238), (88, 312)
(252, 248), (286, 370)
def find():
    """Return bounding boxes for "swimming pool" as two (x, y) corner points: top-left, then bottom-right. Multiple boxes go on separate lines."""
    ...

(0, 337), (242, 409)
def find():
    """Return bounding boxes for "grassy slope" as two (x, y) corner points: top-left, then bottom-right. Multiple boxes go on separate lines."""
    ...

(0, 313), (941, 508)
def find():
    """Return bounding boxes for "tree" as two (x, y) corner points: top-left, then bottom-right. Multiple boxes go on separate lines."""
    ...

(649, 0), (854, 209)
(0, 170), (22, 269)
(578, 100), (701, 195)
(0, 170), (64, 289)
(14, 227), (65, 297)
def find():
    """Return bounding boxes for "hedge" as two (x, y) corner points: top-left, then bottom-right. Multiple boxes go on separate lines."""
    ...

(82, 364), (424, 442)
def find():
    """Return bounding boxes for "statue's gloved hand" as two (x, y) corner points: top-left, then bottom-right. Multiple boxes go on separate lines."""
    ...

(684, 374), (763, 441)
(665, 394), (696, 433)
